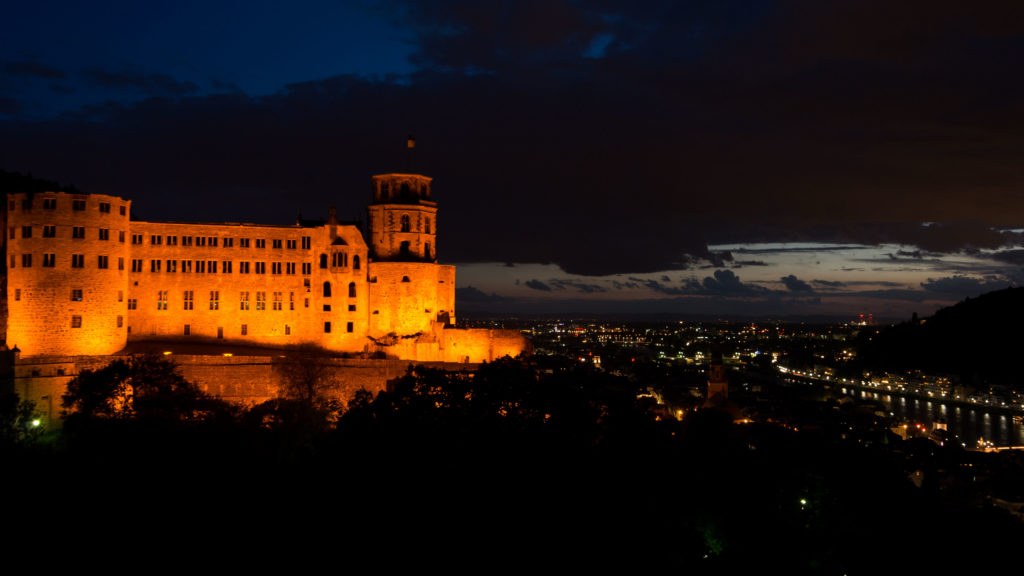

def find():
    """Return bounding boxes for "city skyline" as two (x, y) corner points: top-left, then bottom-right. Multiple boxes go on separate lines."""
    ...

(4, 1), (1024, 319)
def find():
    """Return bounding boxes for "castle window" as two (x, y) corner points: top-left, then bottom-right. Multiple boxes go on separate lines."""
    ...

(304, 298), (309, 308)
(256, 292), (266, 311)
(151, 235), (161, 245)
(241, 324), (248, 336)
(286, 239), (296, 249)
(425, 242), (432, 260)
(119, 231), (125, 242)
(184, 291), (194, 310)
(302, 236), (311, 249)
(239, 261), (249, 274)
(273, 239), (282, 249)
(43, 226), (56, 238)
(239, 238), (250, 248)
(289, 292), (295, 310)
(210, 291), (220, 310)
(14, 289), (20, 301)
(320, 254), (328, 268)
(183, 236), (193, 246)
(401, 276), (410, 283)
(255, 262), (266, 274)
(43, 254), (55, 267)
(353, 255), (360, 270)
(167, 236), (178, 246)
(198, 237), (207, 247)
(196, 261), (205, 273)
(157, 291), (168, 310)
(131, 259), (143, 272)
(401, 214), (410, 232)
(117, 316), (123, 328)
(21, 226), (31, 238)
(255, 239), (266, 249)
(182, 260), (192, 273)
(208, 260), (218, 273)
(324, 322), (331, 333)
(99, 202), (111, 213)
(240, 292), (249, 310)
(132, 234), (143, 244)
(400, 241), (410, 256)
(72, 254), (84, 268)
(224, 238), (233, 248)
(323, 282), (332, 298)
(120, 205), (126, 216)
(118, 291), (123, 302)
(323, 304), (332, 312)
(210, 237), (218, 247)
(21, 198), (31, 210)
(222, 261), (232, 273)
(99, 229), (109, 241)
(167, 260), (177, 273)
(346, 322), (353, 333)
(348, 282), (356, 297)
(72, 199), (85, 211)
(128, 299), (137, 310)
(273, 292), (282, 310)
(285, 325), (291, 335)
(304, 278), (311, 291)
(73, 227), (85, 239)
(150, 259), (161, 272)
(286, 262), (295, 274)
(44, 198), (56, 210)
(272, 262), (282, 274)
(98, 255), (109, 269)
(21, 254), (30, 267)
(72, 316), (82, 328)
(184, 324), (190, 336)
(348, 304), (356, 312)
(71, 289), (83, 301)
(425, 218), (431, 234)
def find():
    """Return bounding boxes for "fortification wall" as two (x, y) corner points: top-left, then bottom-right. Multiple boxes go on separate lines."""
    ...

(367, 262), (454, 337)
(4, 191), (131, 356)
(439, 328), (532, 363)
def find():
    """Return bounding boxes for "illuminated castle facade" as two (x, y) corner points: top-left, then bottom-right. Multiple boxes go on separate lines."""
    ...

(0, 173), (527, 363)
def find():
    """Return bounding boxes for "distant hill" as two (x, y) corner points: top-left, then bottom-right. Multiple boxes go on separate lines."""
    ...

(858, 287), (1024, 389)
(0, 170), (80, 195)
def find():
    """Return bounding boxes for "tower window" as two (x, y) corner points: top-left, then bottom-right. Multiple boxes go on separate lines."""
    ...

(72, 199), (85, 211)
(323, 281), (332, 298)
(324, 321), (331, 333)
(353, 255), (360, 270)
(320, 254), (328, 268)
(348, 282), (356, 297)
(71, 289), (83, 301)
(346, 322), (354, 333)
(72, 316), (82, 328)
(400, 214), (410, 232)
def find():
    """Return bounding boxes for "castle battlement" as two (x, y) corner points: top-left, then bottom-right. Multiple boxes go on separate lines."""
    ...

(1, 174), (528, 365)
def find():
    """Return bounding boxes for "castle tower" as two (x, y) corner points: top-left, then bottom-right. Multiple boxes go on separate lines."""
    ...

(367, 174), (437, 263)
(3, 191), (131, 356)
(707, 347), (728, 400)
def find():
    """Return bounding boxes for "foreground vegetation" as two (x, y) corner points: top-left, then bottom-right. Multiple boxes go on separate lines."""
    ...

(2, 354), (1021, 573)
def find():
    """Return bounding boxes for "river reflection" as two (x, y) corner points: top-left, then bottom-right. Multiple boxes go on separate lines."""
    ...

(839, 387), (1024, 447)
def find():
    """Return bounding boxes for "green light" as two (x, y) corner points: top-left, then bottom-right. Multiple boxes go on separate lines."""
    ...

(30, 419), (41, 427)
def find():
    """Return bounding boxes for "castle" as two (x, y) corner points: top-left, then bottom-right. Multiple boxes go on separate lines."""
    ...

(1, 172), (528, 415)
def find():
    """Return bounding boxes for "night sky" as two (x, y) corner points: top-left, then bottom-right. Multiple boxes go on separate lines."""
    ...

(4, 1), (1024, 319)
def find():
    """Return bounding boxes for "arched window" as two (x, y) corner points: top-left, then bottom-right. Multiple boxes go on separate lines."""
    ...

(348, 282), (356, 298)
(424, 218), (431, 234)
(400, 214), (410, 232)
(319, 254), (327, 269)
(353, 255), (360, 270)
(401, 276), (411, 283)
(323, 281), (332, 298)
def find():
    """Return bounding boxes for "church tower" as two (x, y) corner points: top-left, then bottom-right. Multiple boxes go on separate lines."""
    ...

(707, 347), (728, 400)
(367, 174), (437, 263)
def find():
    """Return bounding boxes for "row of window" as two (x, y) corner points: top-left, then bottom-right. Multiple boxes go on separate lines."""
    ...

(11, 198), (125, 215)
(10, 254), (108, 269)
(10, 226), (125, 242)
(395, 213), (433, 234)
(9, 255), (338, 275)
(131, 234), (313, 249)
(64, 317), (351, 335)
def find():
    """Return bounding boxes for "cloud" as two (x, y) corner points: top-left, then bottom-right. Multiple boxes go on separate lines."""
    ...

(812, 279), (846, 288)
(549, 279), (607, 293)
(780, 274), (813, 292)
(455, 286), (510, 302)
(920, 275), (1013, 297)
(2, 60), (65, 79)
(524, 279), (552, 291)
(86, 69), (199, 96)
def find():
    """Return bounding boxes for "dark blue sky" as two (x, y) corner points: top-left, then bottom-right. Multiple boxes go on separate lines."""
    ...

(4, 1), (1024, 319)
